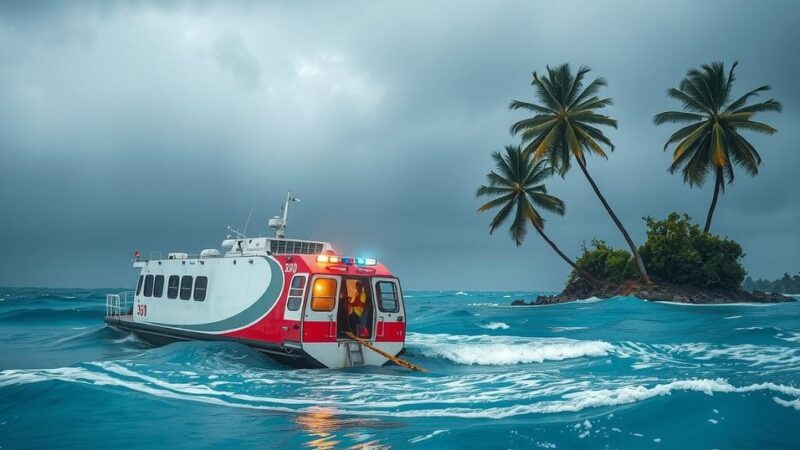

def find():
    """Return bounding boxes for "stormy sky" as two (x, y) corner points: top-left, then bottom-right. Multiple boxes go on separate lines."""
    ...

(0, 1), (798, 290)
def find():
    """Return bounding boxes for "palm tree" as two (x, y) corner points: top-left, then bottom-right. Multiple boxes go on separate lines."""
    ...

(654, 61), (782, 233)
(477, 145), (601, 286)
(509, 64), (650, 284)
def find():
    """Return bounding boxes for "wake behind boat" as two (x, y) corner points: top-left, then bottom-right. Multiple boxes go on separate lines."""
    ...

(105, 192), (408, 369)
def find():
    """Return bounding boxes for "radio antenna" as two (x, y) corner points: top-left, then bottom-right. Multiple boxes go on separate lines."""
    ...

(242, 206), (254, 237)
(268, 191), (301, 238)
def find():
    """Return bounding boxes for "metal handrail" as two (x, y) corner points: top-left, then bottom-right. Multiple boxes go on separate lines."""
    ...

(106, 291), (135, 317)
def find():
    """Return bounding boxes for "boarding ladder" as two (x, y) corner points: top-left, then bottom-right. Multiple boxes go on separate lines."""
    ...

(345, 341), (365, 367)
(106, 291), (133, 317)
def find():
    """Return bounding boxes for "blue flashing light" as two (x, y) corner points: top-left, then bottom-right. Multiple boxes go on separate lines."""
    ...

(355, 258), (366, 265)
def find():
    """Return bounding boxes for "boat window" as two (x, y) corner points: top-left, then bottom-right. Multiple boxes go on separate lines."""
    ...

(136, 275), (144, 296)
(287, 275), (307, 311)
(180, 276), (193, 300)
(194, 276), (208, 301)
(144, 275), (154, 297)
(167, 276), (179, 299)
(311, 278), (336, 311)
(153, 275), (164, 298)
(376, 281), (400, 312)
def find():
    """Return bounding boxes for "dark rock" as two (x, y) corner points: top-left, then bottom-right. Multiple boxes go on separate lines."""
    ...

(511, 277), (794, 306)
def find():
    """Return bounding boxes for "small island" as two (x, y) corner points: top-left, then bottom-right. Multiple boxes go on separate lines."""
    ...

(475, 62), (792, 305)
(514, 213), (793, 305)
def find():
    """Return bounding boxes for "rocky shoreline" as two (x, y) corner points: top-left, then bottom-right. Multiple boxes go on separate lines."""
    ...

(512, 278), (794, 306)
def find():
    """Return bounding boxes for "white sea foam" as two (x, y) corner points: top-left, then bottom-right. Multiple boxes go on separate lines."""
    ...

(480, 322), (510, 330)
(455, 291), (468, 296)
(550, 327), (589, 332)
(408, 333), (613, 366)
(777, 332), (800, 343)
(724, 315), (742, 319)
(2, 364), (799, 419)
(408, 429), (447, 444)
(614, 341), (800, 371)
(573, 297), (607, 304)
(468, 303), (501, 307)
(773, 396), (800, 411)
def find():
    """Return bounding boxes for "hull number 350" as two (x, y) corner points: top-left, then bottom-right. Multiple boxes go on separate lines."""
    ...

(284, 263), (297, 273)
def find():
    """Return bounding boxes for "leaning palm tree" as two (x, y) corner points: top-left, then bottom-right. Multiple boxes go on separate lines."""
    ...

(654, 61), (782, 233)
(477, 145), (601, 286)
(509, 64), (650, 284)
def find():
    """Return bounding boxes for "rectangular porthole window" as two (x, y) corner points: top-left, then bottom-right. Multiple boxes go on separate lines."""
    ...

(287, 275), (307, 311)
(153, 275), (164, 298)
(167, 276), (179, 299)
(376, 281), (399, 312)
(144, 275), (154, 297)
(136, 275), (144, 296)
(194, 276), (207, 301)
(180, 276), (193, 300)
(311, 278), (336, 311)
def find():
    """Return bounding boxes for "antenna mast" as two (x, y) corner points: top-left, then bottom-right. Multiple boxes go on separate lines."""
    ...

(268, 191), (301, 238)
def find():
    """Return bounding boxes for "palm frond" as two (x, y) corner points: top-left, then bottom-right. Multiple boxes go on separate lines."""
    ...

(508, 100), (555, 114)
(529, 191), (565, 216)
(663, 122), (708, 150)
(728, 120), (778, 135)
(666, 88), (709, 113)
(724, 85), (770, 112)
(569, 76), (607, 108)
(476, 193), (514, 211)
(653, 111), (705, 125)
(733, 99), (783, 114)
(475, 185), (512, 197)
(671, 123), (710, 164)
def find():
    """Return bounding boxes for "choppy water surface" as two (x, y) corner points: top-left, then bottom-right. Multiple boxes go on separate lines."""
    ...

(1, 288), (799, 449)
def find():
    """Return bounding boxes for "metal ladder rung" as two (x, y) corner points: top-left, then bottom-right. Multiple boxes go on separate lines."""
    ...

(346, 342), (365, 366)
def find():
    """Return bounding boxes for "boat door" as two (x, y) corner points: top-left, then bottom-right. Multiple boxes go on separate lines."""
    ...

(371, 277), (406, 342)
(282, 273), (308, 343)
(300, 275), (340, 343)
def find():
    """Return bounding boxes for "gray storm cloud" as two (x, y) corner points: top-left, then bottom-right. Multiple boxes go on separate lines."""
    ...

(0, 0), (798, 290)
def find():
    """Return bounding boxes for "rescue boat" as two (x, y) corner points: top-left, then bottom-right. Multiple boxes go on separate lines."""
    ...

(104, 192), (407, 369)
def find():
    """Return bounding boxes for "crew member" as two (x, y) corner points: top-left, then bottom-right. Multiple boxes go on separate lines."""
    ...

(348, 281), (368, 337)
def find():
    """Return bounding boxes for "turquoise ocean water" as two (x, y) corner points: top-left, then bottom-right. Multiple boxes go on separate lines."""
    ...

(1, 287), (799, 449)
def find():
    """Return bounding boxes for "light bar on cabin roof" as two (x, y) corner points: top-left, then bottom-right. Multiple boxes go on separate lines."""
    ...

(316, 255), (377, 266)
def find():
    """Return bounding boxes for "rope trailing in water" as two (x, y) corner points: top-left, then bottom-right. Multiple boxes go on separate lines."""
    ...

(344, 332), (428, 372)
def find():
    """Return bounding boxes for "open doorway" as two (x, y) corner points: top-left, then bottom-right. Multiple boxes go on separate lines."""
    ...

(336, 277), (374, 339)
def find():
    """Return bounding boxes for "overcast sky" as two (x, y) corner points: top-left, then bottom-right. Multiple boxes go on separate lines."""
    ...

(0, 0), (798, 290)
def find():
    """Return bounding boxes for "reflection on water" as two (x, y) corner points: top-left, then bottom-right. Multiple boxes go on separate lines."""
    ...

(294, 407), (395, 449)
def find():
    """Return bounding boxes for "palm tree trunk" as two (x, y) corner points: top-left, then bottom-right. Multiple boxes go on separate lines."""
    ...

(532, 222), (603, 287)
(704, 167), (723, 233)
(576, 157), (651, 284)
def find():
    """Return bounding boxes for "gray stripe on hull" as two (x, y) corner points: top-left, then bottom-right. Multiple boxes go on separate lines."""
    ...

(149, 256), (284, 333)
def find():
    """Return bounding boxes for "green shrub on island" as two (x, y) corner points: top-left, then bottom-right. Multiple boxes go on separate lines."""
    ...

(567, 239), (638, 284)
(639, 213), (745, 290)
(743, 273), (800, 294)
(568, 213), (746, 290)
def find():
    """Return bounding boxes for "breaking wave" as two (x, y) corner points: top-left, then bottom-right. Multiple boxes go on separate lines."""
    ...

(407, 333), (613, 365)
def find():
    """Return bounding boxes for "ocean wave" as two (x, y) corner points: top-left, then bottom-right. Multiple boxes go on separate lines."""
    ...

(614, 341), (800, 371)
(3, 363), (797, 420)
(550, 327), (590, 332)
(479, 322), (510, 330)
(407, 333), (613, 365)
(0, 308), (103, 322)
